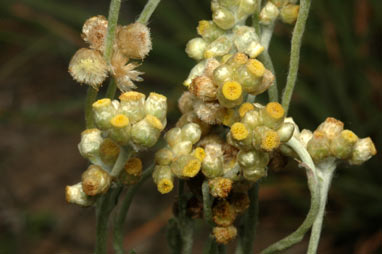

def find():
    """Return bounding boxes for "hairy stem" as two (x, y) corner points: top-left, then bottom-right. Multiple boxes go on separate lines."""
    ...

(85, 87), (98, 128)
(104, 0), (121, 64)
(281, 0), (312, 114)
(307, 160), (336, 253)
(110, 148), (133, 177)
(113, 164), (155, 254)
(261, 137), (320, 254)
(105, 78), (117, 99)
(241, 183), (260, 254)
(202, 180), (214, 226)
(178, 180), (194, 254)
(137, 0), (161, 25)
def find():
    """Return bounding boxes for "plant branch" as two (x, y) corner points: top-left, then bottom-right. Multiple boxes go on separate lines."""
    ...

(113, 163), (155, 254)
(281, 0), (312, 114)
(85, 87), (98, 128)
(137, 0), (161, 25)
(104, 0), (121, 64)
(178, 180), (194, 254)
(307, 159), (336, 253)
(202, 180), (214, 226)
(260, 137), (320, 254)
(110, 148), (133, 177)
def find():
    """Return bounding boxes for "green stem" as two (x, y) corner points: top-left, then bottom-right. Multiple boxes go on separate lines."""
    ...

(110, 148), (133, 178)
(103, 0), (122, 64)
(241, 183), (259, 254)
(307, 160), (336, 254)
(178, 180), (194, 254)
(203, 236), (218, 254)
(281, 0), (312, 114)
(252, 0), (262, 35)
(85, 86), (98, 128)
(113, 164), (155, 254)
(261, 137), (320, 254)
(105, 78), (117, 99)
(95, 186), (123, 254)
(136, 0), (161, 25)
(260, 22), (275, 51)
(202, 180), (214, 226)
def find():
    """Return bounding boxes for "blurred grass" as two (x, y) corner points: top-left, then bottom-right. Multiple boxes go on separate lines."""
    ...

(0, 0), (381, 253)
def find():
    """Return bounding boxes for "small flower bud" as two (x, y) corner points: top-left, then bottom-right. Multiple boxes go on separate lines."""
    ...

(230, 192), (250, 214)
(125, 157), (143, 176)
(259, 1), (280, 25)
(181, 123), (202, 144)
(153, 165), (174, 194)
(78, 128), (103, 161)
(197, 20), (224, 42)
(131, 115), (164, 148)
(186, 37), (208, 60)
(165, 127), (183, 147)
(189, 76), (217, 101)
(277, 122), (295, 142)
(171, 155), (202, 178)
(117, 23), (152, 59)
(253, 126), (281, 152)
(225, 53), (249, 70)
(155, 148), (174, 165)
(242, 109), (261, 129)
(280, 4), (299, 24)
(307, 131), (331, 162)
(145, 92), (167, 122)
(65, 183), (94, 206)
(92, 98), (117, 130)
(209, 177), (233, 198)
(239, 103), (255, 118)
(212, 199), (237, 226)
(213, 226), (237, 245)
(212, 8), (236, 30)
(109, 114), (131, 145)
(218, 0), (240, 8)
(217, 81), (244, 108)
(172, 141), (193, 157)
(82, 165), (112, 196)
(184, 61), (207, 87)
(68, 48), (108, 89)
(176, 112), (211, 136)
(233, 26), (264, 58)
(252, 69), (275, 95)
(242, 165), (267, 182)
(81, 15), (108, 52)
(213, 64), (234, 86)
(260, 102), (285, 130)
(316, 117), (344, 140)
(330, 130), (358, 159)
(202, 143), (224, 178)
(204, 35), (233, 59)
(119, 91), (146, 123)
(99, 138), (120, 167)
(194, 100), (224, 124)
(178, 92), (196, 114)
(237, 0), (257, 18)
(237, 150), (270, 168)
(193, 147), (206, 161)
(349, 137), (377, 165)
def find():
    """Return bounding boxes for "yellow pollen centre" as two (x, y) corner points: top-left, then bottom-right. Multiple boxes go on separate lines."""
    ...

(111, 114), (129, 128)
(261, 131), (280, 151)
(265, 102), (285, 119)
(231, 122), (249, 140)
(158, 179), (174, 194)
(247, 59), (265, 78)
(233, 53), (248, 65)
(239, 103), (255, 118)
(194, 147), (206, 161)
(125, 158), (143, 176)
(146, 115), (164, 130)
(119, 91), (145, 101)
(197, 20), (210, 36)
(182, 159), (201, 177)
(341, 130), (358, 143)
(93, 98), (111, 108)
(222, 81), (242, 101)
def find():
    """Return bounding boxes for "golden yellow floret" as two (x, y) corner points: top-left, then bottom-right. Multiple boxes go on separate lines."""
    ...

(239, 103), (255, 118)
(233, 53), (248, 66)
(182, 159), (201, 177)
(197, 20), (210, 36)
(265, 102), (285, 120)
(145, 115), (164, 130)
(222, 81), (242, 101)
(110, 114), (129, 128)
(149, 92), (167, 100)
(194, 147), (206, 161)
(247, 59), (265, 78)
(341, 130), (358, 143)
(231, 122), (249, 141)
(92, 98), (111, 109)
(119, 91), (146, 101)
(124, 157), (143, 176)
(261, 130), (280, 151)
(157, 179), (174, 194)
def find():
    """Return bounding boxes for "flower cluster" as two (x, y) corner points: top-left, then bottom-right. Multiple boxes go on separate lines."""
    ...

(259, 0), (300, 25)
(68, 15), (152, 91)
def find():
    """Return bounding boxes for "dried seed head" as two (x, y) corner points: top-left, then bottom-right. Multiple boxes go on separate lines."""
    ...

(213, 226), (237, 245)
(117, 22), (152, 59)
(316, 117), (344, 140)
(65, 183), (94, 206)
(111, 50), (143, 91)
(194, 100), (224, 125)
(68, 48), (108, 89)
(349, 137), (377, 165)
(230, 192), (250, 214)
(82, 165), (112, 196)
(99, 138), (120, 166)
(209, 177), (233, 198)
(178, 91), (196, 114)
(212, 199), (237, 226)
(82, 15), (108, 52)
(189, 76), (217, 101)
(125, 157), (143, 176)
